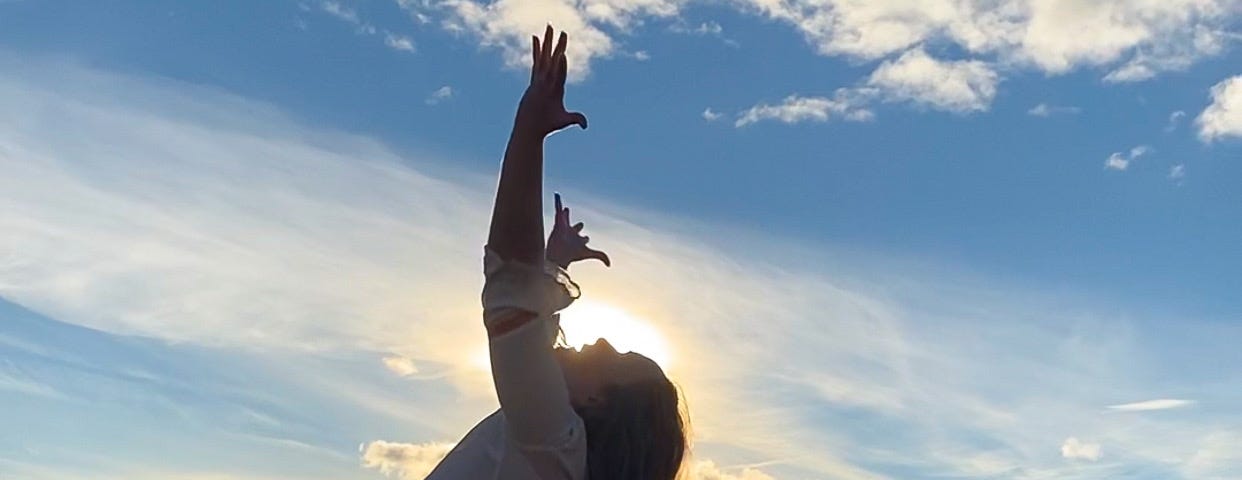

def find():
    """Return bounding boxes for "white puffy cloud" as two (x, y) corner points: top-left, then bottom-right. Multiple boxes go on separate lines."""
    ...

(404, 0), (1238, 118)
(1108, 398), (1196, 411)
(1061, 437), (1102, 461)
(865, 48), (999, 113)
(750, 0), (1238, 78)
(735, 92), (873, 127)
(702, 107), (723, 121)
(1197, 75), (1242, 142)
(735, 49), (997, 123)
(688, 460), (776, 480)
(429, 0), (681, 81)
(361, 440), (456, 479)
(1104, 145), (1152, 171)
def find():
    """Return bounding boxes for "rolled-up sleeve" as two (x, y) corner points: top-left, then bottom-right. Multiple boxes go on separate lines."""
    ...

(480, 247), (586, 479)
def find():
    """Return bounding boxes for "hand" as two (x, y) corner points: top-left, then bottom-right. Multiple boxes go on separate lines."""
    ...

(546, 193), (610, 269)
(515, 25), (588, 137)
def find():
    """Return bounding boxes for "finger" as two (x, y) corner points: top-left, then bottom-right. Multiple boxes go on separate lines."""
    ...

(531, 35), (540, 80)
(552, 31), (568, 61)
(555, 192), (564, 215)
(584, 248), (611, 267)
(541, 25), (554, 70)
(580, 235), (589, 244)
(556, 48), (568, 92)
(573, 222), (584, 233)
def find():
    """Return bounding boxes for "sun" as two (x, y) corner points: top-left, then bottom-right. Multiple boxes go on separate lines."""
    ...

(469, 299), (674, 374)
(557, 299), (673, 370)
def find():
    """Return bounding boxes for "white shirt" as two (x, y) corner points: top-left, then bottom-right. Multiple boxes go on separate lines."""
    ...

(425, 249), (587, 480)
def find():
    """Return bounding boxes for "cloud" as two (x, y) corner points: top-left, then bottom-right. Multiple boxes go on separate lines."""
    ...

(669, 19), (738, 46)
(384, 32), (416, 52)
(756, 0), (1238, 77)
(405, 0), (1237, 122)
(688, 460), (776, 480)
(1104, 145), (1152, 171)
(1028, 103), (1082, 117)
(361, 440), (455, 479)
(382, 356), (419, 376)
(316, 1), (417, 53)
(866, 49), (999, 113)
(735, 92), (873, 127)
(1197, 75), (1242, 142)
(671, 20), (724, 36)
(702, 107), (722, 121)
(735, 49), (997, 124)
(425, 85), (454, 105)
(1108, 399), (1197, 411)
(318, 0), (359, 24)
(1170, 164), (1186, 182)
(1166, 110), (1188, 132)
(426, 0), (680, 82)
(1061, 437), (1102, 461)
(318, 0), (376, 35)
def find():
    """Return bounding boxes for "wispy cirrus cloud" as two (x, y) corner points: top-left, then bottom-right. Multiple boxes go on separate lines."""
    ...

(312, 1), (416, 53)
(1028, 103), (1082, 117)
(1108, 399), (1197, 411)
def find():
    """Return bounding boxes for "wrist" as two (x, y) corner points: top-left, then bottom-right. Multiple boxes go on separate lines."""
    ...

(546, 252), (571, 270)
(512, 107), (548, 140)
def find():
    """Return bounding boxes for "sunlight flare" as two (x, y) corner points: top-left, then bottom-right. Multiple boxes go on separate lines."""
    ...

(558, 299), (673, 370)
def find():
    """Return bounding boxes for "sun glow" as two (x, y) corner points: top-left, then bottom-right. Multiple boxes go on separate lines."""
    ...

(557, 300), (673, 370)
(469, 300), (674, 374)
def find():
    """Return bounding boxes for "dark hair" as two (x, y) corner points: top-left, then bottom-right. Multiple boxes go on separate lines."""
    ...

(575, 376), (688, 480)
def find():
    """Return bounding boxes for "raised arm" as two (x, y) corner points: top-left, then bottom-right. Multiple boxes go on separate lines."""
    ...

(479, 27), (591, 478)
(486, 26), (587, 265)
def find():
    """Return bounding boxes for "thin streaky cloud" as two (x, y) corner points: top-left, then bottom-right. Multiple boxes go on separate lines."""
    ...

(1107, 399), (1197, 411)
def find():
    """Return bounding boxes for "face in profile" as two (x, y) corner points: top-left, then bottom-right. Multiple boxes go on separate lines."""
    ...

(557, 337), (666, 408)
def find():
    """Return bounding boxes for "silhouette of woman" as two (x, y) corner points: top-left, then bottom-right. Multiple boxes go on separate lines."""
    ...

(424, 25), (687, 480)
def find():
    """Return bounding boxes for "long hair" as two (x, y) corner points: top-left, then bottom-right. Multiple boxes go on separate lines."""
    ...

(574, 376), (688, 480)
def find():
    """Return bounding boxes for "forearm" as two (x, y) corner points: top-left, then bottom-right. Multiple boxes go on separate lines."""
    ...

(487, 121), (546, 266)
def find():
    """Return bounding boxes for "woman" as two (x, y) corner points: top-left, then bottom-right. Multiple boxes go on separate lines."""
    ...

(425, 26), (688, 480)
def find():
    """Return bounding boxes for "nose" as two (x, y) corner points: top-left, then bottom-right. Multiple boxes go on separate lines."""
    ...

(590, 337), (617, 354)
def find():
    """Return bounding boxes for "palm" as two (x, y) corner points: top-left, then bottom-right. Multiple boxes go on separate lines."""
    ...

(547, 193), (610, 269)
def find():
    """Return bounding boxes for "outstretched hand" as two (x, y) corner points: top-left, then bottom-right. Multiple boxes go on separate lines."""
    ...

(546, 193), (611, 269)
(516, 25), (588, 137)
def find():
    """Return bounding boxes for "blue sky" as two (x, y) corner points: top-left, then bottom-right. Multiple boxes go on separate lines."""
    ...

(1, 1), (1241, 479)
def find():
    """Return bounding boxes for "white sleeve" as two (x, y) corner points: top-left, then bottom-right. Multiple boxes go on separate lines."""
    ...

(481, 247), (587, 479)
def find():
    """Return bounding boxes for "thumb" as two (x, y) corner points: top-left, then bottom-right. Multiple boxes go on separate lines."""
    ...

(583, 248), (611, 267)
(560, 111), (588, 130)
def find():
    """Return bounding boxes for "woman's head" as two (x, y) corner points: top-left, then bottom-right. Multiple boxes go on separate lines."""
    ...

(557, 339), (688, 480)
